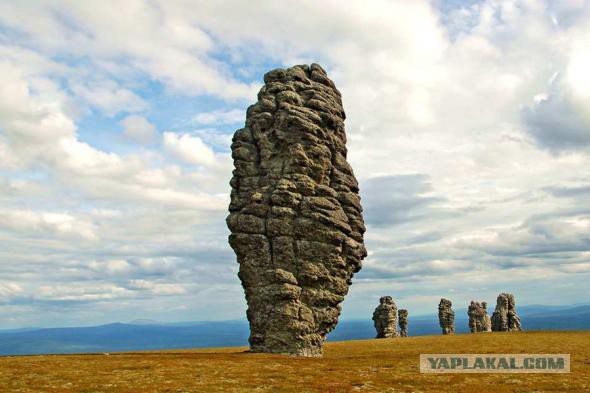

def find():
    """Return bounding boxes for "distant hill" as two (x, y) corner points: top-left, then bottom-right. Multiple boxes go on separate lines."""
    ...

(0, 304), (588, 356)
(0, 321), (250, 356)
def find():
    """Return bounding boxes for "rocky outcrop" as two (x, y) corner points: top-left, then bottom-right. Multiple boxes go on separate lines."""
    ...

(398, 309), (408, 337)
(468, 301), (492, 333)
(438, 298), (455, 335)
(227, 64), (367, 357)
(372, 296), (398, 338)
(491, 293), (522, 332)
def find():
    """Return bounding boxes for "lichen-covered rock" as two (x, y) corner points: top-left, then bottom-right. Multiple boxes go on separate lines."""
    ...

(438, 298), (455, 335)
(227, 64), (367, 357)
(468, 301), (492, 333)
(372, 296), (398, 338)
(491, 293), (522, 332)
(398, 309), (408, 337)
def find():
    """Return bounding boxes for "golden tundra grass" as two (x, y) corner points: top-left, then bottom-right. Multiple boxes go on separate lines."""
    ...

(1, 331), (589, 392)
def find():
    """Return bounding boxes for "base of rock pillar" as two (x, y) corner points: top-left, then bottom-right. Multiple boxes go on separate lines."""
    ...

(249, 344), (323, 358)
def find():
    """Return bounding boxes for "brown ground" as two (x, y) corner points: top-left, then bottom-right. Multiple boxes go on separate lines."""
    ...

(1, 331), (589, 392)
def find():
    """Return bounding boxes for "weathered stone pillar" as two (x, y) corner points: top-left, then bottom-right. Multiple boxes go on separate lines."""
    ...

(398, 309), (408, 337)
(468, 301), (491, 333)
(438, 298), (455, 335)
(372, 296), (398, 338)
(227, 64), (367, 357)
(491, 293), (522, 332)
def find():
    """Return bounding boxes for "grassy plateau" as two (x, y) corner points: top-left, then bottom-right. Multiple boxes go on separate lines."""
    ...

(1, 331), (589, 392)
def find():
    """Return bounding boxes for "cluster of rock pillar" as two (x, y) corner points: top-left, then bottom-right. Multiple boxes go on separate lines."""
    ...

(228, 64), (367, 357)
(436, 293), (522, 335)
(372, 296), (408, 338)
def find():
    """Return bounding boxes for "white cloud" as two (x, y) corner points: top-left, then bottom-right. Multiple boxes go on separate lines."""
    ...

(0, 209), (97, 240)
(0, 0), (259, 100)
(565, 42), (590, 102)
(0, 283), (23, 298)
(522, 30), (590, 153)
(0, 60), (75, 158)
(89, 259), (132, 275)
(192, 108), (243, 125)
(58, 138), (127, 176)
(163, 132), (216, 166)
(128, 279), (188, 295)
(36, 283), (133, 302)
(121, 115), (158, 144)
(71, 80), (147, 116)
(457, 214), (590, 257)
(523, 83), (590, 152)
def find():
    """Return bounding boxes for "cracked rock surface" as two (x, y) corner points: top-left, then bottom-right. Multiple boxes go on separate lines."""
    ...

(227, 64), (367, 357)
(491, 293), (523, 332)
(438, 298), (455, 335)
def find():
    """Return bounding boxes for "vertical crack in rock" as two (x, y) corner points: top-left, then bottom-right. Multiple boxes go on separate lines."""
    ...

(398, 309), (408, 337)
(227, 64), (367, 357)
(491, 293), (523, 332)
(372, 296), (398, 338)
(438, 298), (455, 335)
(468, 301), (492, 333)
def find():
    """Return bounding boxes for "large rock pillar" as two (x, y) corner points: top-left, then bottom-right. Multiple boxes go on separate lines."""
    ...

(227, 64), (367, 357)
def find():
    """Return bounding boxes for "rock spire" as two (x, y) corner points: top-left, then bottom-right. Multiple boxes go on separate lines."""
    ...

(227, 64), (367, 357)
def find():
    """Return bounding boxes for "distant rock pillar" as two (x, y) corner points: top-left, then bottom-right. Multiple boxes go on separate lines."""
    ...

(491, 293), (523, 332)
(398, 309), (408, 337)
(372, 296), (398, 338)
(468, 301), (492, 333)
(438, 298), (455, 335)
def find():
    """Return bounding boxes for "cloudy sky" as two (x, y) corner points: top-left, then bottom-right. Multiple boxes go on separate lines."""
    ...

(0, 0), (589, 329)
